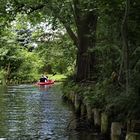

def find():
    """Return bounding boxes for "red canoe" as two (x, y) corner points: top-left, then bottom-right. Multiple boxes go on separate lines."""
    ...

(37, 80), (55, 85)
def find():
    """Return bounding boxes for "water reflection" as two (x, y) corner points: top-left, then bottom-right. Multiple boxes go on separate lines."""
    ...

(0, 85), (101, 140)
(37, 85), (52, 93)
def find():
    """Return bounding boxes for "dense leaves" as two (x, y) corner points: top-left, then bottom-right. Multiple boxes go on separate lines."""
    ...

(0, 0), (140, 120)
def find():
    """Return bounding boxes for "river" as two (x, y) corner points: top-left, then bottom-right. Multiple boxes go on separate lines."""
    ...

(0, 84), (102, 140)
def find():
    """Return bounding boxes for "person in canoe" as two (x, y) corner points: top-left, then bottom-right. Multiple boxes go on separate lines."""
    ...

(40, 75), (48, 82)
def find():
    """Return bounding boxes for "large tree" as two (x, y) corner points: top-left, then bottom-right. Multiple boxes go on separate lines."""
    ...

(5, 0), (98, 82)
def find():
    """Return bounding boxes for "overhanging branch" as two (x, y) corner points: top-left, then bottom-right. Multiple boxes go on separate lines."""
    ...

(63, 23), (79, 48)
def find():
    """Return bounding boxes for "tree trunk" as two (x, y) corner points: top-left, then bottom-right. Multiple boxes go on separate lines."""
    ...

(121, 0), (130, 93)
(76, 11), (97, 82)
(57, 0), (98, 82)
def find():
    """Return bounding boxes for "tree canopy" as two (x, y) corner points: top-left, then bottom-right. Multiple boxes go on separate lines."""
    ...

(0, 0), (139, 94)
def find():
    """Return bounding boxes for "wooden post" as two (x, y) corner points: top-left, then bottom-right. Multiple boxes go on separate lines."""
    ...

(93, 108), (101, 131)
(101, 112), (109, 134)
(125, 133), (140, 140)
(111, 122), (122, 140)
(74, 93), (81, 115)
(86, 103), (92, 121)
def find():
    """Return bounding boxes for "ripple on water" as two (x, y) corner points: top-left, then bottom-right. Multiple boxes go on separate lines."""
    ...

(0, 84), (101, 140)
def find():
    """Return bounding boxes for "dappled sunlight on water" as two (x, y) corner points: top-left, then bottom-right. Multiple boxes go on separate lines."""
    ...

(0, 84), (101, 140)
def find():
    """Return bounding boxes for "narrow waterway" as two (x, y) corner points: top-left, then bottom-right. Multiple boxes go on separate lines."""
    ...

(0, 84), (101, 140)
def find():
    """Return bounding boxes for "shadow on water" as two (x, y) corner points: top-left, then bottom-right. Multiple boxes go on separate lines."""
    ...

(0, 84), (102, 140)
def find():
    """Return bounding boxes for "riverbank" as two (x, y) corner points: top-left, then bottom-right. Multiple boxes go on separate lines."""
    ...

(62, 80), (140, 140)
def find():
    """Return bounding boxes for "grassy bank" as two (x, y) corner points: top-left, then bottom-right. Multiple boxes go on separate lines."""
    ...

(47, 74), (67, 82)
(62, 78), (140, 122)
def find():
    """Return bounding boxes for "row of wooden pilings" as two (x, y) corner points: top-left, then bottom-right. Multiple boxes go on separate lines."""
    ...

(63, 92), (140, 140)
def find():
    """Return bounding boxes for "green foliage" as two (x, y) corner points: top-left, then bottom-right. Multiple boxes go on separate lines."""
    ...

(0, 0), (140, 122)
(0, 21), (43, 83)
(63, 77), (140, 121)
(0, 70), (7, 85)
(47, 74), (67, 81)
(0, 27), (23, 80)
(35, 34), (76, 74)
(15, 51), (43, 82)
(0, 1), (77, 84)
(102, 82), (140, 121)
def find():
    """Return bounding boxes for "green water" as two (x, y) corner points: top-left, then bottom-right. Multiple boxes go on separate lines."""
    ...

(0, 84), (101, 140)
